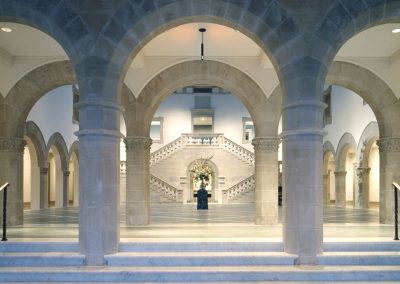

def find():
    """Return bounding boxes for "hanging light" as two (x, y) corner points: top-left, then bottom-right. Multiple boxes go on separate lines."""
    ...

(199, 28), (206, 60)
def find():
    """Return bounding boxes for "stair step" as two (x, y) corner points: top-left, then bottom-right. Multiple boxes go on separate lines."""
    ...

(119, 241), (283, 252)
(0, 242), (79, 252)
(0, 266), (399, 282)
(0, 252), (85, 266)
(105, 252), (296, 266)
(319, 251), (400, 265)
(324, 241), (400, 252)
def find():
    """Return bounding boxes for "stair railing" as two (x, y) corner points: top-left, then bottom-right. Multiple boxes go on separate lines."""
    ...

(223, 175), (255, 201)
(150, 137), (183, 166)
(223, 137), (255, 166)
(150, 175), (181, 202)
(1, 182), (9, 241)
(394, 182), (400, 241)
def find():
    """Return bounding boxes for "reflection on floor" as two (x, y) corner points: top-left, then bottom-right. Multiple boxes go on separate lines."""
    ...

(7, 204), (393, 241)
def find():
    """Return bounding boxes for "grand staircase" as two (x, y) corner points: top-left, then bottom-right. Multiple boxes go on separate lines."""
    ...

(0, 241), (400, 282)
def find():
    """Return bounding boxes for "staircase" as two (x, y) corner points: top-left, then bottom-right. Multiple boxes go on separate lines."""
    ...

(0, 241), (400, 282)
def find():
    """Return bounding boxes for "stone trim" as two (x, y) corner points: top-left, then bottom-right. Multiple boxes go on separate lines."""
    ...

(0, 137), (26, 152)
(334, 171), (347, 177)
(377, 138), (400, 153)
(124, 137), (152, 151)
(252, 137), (280, 152)
(63, 171), (71, 177)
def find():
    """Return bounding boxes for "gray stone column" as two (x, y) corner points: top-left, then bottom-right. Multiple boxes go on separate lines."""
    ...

(377, 137), (400, 224)
(356, 167), (370, 209)
(252, 137), (279, 225)
(63, 171), (70, 207)
(282, 100), (325, 265)
(334, 171), (347, 207)
(0, 137), (25, 225)
(124, 137), (152, 226)
(323, 173), (330, 205)
(39, 166), (49, 209)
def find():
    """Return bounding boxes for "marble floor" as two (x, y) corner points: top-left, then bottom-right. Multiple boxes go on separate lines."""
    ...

(5, 203), (395, 241)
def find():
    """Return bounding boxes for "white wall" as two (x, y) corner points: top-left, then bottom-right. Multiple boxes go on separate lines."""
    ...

(27, 85), (78, 150)
(323, 86), (376, 149)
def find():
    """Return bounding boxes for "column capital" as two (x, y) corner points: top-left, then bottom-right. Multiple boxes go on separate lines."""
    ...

(40, 167), (49, 174)
(124, 137), (152, 151)
(334, 171), (347, 177)
(0, 137), (26, 153)
(63, 171), (71, 177)
(377, 137), (400, 152)
(252, 137), (280, 152)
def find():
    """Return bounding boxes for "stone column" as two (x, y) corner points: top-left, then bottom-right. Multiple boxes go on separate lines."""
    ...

(124, 137), (152, 226)
(39, 166), (49, 209)
(282, 100), (325, 265)
(76, 94), (121, 265)
(377, 137), (400, 224)
(356, 167), (370, 208)
(334, 171), (347, 207)
(252, 137), (279, 225)
(63, 171), (70, 207)
(323, 172), (330, 205)
(0, 137), (25, 225)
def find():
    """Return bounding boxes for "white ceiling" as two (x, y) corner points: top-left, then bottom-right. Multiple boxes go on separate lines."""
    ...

(0, 21), (399, 63)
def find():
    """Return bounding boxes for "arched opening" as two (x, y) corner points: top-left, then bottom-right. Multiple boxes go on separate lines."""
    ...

(48, 146), (63, 208)
(68, 150), (79, 207)
(23, 137), (40, 210)
(323, 149), (335, 206)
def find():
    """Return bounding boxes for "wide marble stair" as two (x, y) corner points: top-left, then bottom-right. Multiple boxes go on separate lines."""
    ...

(0, 241), (400, 282)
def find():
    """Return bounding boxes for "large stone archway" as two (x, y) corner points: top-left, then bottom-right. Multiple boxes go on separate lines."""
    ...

(124, 60), (281, 227)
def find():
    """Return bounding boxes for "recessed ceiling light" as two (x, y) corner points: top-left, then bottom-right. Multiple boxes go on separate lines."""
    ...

(392, 28), (400, 34)
(1, 27), (12, 33)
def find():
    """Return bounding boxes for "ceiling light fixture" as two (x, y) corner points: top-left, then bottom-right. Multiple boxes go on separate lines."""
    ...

(392, 28), (400, 34)
(1, 27), (12, 33)
(199, 28), (206, 60)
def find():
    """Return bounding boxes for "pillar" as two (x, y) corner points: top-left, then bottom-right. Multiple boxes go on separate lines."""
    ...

(377, 137), (400, 223)
(323, 172), (330, 205)
(334, 171), (346, 207)
(124, 137), (152, 226)
(356, 167), (370, 208)
(63, 170), (70, 207)
(282, 100), (325, 265)
(39, 166), (48, 209)
(0, 137), (25, 225)
(252, 137), (279, 225)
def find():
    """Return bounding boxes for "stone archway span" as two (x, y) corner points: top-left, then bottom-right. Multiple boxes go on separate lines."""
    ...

(133, 60), (281, 137)
(102, 0), (297, 91)
(323, 141), (336, 158)
(46, 132), (69, 172)
(327, 61), (400, 138)
(24, 121), (46, 167)
(336, 133), (357, 172)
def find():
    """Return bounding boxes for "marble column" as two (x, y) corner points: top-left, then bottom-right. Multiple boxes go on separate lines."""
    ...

(0, 137), (25, 225)
(39, 166), (49, 209)
(252, 137), (279, 225)
(377, 137), (400, 224)
(323, 172), (330, 205)
(63, 171), (70, 207)
(334, 171), (346, 207)
(356, 167), (370, 209)
(282, 100), (325, 265)
(124, 137), (152, 226)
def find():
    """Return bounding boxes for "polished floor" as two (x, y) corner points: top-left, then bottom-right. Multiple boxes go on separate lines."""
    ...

(6, 203), (395, 241)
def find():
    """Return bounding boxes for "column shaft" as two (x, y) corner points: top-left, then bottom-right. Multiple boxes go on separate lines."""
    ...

(40, 167), (48, 209)
(0, 137), (25, 225)
(252, 137), (279, 225)
(334, 171), (346, 207)
(125, 137), (152, 226)
(63, 171), (70, 207)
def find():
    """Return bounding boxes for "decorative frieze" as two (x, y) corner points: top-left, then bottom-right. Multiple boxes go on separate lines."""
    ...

(124, 137), (152, 151)
(377, 137), (400, 152)
(0, 137), (26, 152)
(252, 137), (280, 152)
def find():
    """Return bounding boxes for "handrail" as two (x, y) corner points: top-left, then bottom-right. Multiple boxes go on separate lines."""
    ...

(150, 174), (181, 201)
(394, 182), (400, 241)
(223, 137), (255, 166)
(150, 137), (182, 166)
(1, 182), (9, 241)
(223, 175), (255, 200)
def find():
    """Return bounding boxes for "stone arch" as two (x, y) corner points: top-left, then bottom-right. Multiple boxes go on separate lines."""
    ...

(358, 122), (379, 168)
(68, 140), (79, 162)
(323, 140), (336, 204)
(102, 0), (298, 94)
(132, 60), (281, 137)
(323, 140), (336, 173)
(336, 133), (357, 172)
(0, 1), (89, 63)
(315, 1), (400, 65)
(24, 121), (46, 167)
(327, 61), (400, 138)
(46, 132), (69, 172)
